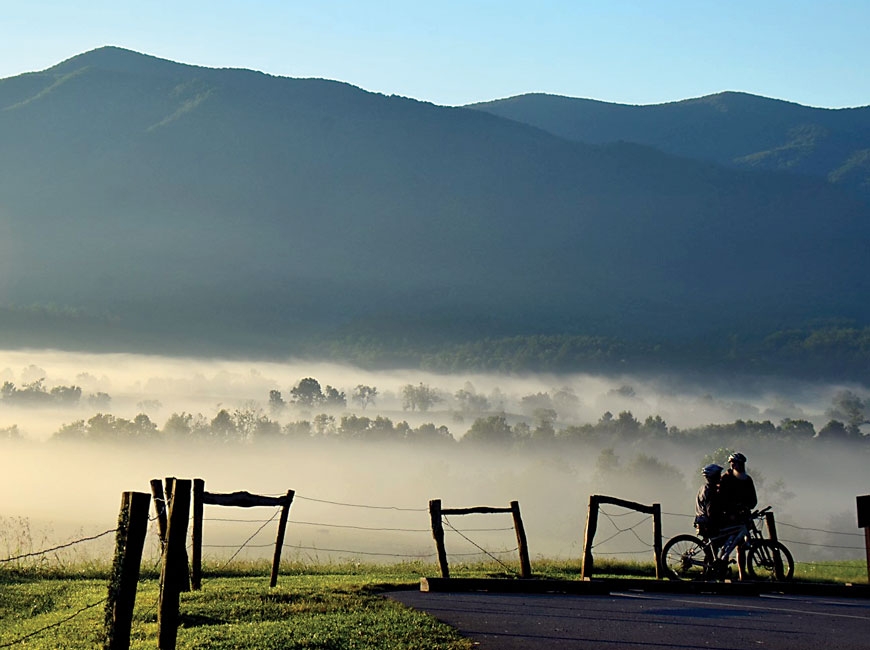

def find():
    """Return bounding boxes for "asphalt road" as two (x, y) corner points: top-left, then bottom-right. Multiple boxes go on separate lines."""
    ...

(387, 589), (870, 649)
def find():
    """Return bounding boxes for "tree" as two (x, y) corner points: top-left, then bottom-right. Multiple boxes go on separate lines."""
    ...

(454, 383), (489, 413)
(827, 390), (868, 436)
(50, 385), (82, 405)
(614, 411), (641, 436)
(291, 378), (324, 407)
(210, 409), (237, 441)
(323, 385), (346, 408)
(313, 414), (336, 437)
(778, 418), (815, 439)
(164, 412), (193, 437)
(641, 415), (668, 436)
(817, 419), (851, 440)
(1, 424), (20, 439)
(269, 390), (285, 415)
(462, 415), (513, 445)
(401, 383), (441, 412)
(352, 385), (378, 410)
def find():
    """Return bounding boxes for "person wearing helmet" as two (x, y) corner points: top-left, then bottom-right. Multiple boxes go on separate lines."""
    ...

(718, 452), (757, 579)
(694, 464), (723, 539)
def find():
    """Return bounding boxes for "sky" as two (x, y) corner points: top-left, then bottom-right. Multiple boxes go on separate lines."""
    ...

(1, 1), (868, 109)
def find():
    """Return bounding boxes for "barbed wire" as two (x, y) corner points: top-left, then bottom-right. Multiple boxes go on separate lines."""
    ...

(282, 542), (436, 559)
(442, 515), (518, 574)
(0, 598), (106, 648)
(594, 511), (654, 550)
(780, 537), (864, 551)
(212, 509), (282, 572)
(776, 521), (864, 537)
(294, 494), (427, 512)
(0, 528), (116, 563)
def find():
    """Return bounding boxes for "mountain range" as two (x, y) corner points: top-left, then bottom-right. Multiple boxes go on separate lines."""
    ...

(0, 47), (868, 365)
(469, 92), (870, 201)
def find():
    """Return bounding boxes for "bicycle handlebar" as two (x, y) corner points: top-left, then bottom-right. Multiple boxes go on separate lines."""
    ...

(751, 505), (772, 517)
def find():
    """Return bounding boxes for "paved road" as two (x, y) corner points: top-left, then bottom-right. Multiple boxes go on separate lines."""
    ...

(387, 590), (870, 649)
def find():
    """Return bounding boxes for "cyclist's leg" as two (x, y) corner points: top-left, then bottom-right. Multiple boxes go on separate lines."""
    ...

(736, 541), (748, 580)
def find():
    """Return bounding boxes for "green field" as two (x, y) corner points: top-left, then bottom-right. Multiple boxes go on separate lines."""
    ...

(1, 559), (867, 649)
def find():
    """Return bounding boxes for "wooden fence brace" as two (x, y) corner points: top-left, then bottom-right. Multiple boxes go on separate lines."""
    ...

(191, 479), (204, 590)
(581, 495), (600, 580)
(581, 495), (663, 580)
(270, 490), (295, 588)
(190, 482), (296, 588)
(158, 478), (191, 650)
(429, 499), (449, 578)
(103, 491), (151, 650)
(150, 478), (168, 552)
(429, 499), (531, 578)
(510, 501), (532, 579)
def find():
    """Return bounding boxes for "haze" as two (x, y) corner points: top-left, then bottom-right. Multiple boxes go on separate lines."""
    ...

(1, 349), (866, 567)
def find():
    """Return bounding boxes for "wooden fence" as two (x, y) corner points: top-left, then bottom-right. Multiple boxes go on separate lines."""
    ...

(429, 498), (531, 578)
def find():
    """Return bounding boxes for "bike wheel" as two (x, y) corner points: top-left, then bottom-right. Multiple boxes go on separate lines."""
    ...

(747, 540), (794, 581)
(661, 534), (714, 580)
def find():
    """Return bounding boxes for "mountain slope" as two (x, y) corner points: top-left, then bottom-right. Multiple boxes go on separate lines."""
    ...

(0, 48), (868, 356)
(468, 92), (870, 200)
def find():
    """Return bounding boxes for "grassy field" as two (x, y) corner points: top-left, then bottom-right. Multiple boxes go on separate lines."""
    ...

(1, 559), (867, 649)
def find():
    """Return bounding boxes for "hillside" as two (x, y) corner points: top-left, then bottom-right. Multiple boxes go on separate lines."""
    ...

(0, 47), (868, 363)
(468, 92), (870, 200)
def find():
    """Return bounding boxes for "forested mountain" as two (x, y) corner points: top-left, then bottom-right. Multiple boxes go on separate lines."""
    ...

(469, 92), (870, 200)
(0, 47), (868, 368)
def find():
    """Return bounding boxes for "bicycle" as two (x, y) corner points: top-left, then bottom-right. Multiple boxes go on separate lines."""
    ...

(661, 506), (794, 581)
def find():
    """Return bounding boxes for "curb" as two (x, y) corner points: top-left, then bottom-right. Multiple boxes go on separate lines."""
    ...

(419, 577), (870, 599)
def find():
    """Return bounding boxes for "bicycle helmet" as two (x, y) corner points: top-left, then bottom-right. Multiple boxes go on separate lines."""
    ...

(702, 463), (723, 477)
(728, 452), (746, 464)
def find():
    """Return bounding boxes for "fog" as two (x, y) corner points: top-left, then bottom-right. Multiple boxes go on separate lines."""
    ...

(1, 348), (867, 567)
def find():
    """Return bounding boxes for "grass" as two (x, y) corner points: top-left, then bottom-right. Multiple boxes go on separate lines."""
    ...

(1, 558), (867, 649)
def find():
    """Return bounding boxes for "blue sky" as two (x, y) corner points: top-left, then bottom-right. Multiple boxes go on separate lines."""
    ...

(2, 0), (868, 108)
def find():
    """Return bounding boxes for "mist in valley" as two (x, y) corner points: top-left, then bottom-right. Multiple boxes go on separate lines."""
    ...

(1, 348), (867, 567)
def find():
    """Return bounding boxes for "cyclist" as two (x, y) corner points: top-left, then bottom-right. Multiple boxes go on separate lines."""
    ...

(694, 463), (723, 541)
(717, 452), (757, 579)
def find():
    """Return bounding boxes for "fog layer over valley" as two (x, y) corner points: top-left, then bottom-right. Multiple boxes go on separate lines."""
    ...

(1, 349), (867, 566)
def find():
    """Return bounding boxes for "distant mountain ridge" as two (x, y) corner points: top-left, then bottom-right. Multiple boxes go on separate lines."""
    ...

(468, 92), (870, 200)
(0, 47), (868, 362)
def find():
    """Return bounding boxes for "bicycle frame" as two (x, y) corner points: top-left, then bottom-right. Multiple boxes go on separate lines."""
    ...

(701, 507), (770, 573)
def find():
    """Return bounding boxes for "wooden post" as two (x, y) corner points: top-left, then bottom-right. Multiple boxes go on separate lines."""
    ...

(581, 495), (600, 580)
(764, 511), (780, 543)
(158, 478), (191, 650)
(191, 479), (204, 590)
(270, 490), (295, 588)
(510, 501), (532, 578)
(429, 499), (449, 578)
(865, 528), (870, 585)
(150, 478), (168, 552)
(103, 491), (150, 650)
(857, 495), (870, 584)
(652, 503), (663, 580)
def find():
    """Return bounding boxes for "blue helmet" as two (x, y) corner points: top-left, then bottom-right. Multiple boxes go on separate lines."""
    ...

(702, 463), (723, 477)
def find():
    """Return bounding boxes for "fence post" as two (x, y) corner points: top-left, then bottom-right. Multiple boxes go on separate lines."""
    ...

(652, 503), (663, 579)
(510, 501), (532, 578)
(581, 495), (600, 579)
(764, 511), (780, 543)
(158, 478), (191, 650)
(103, 491), (151, 650)
(270, 489), (295, 588)
(150, 479), (168, 552)
(857, 495), (870, 584)
(191, 479), (204, 590)
(429, 499), (449, 578)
